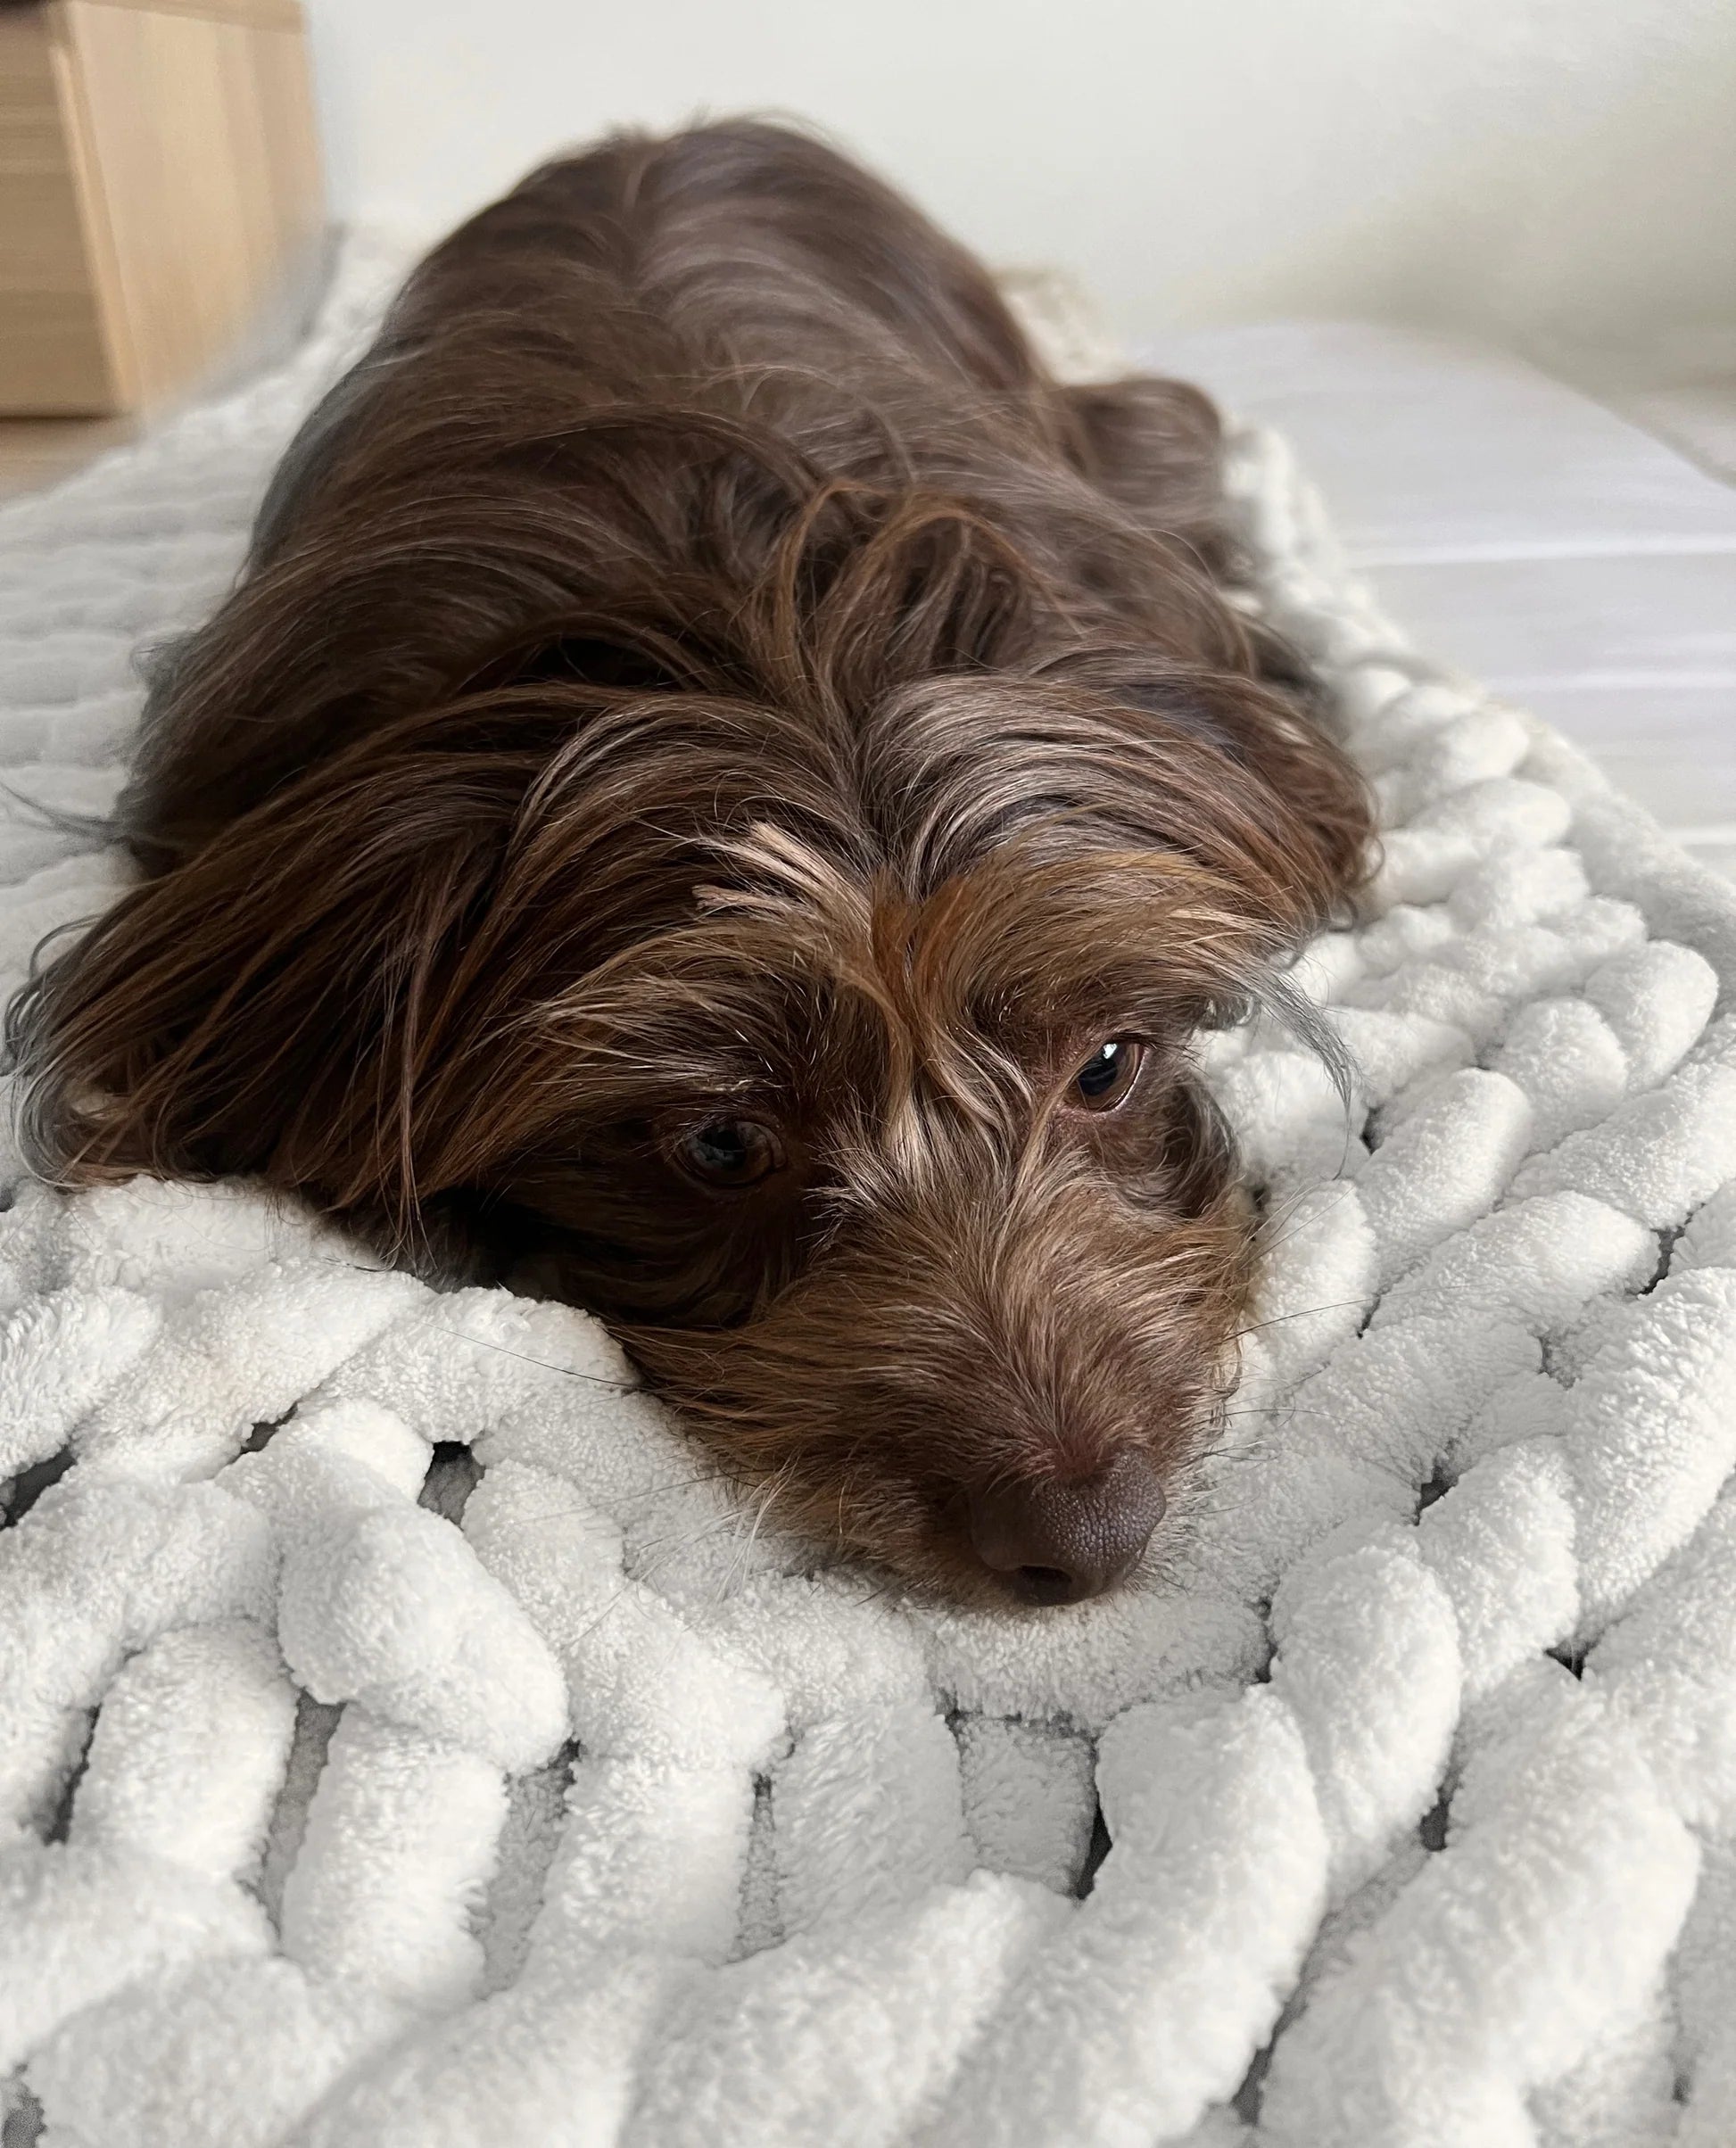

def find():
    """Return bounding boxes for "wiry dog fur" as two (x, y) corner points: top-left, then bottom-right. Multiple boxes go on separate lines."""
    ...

(7, 121), (1374, 1604)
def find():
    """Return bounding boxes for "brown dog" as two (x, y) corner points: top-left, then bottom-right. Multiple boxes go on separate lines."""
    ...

(8, 122), (1372, 1606)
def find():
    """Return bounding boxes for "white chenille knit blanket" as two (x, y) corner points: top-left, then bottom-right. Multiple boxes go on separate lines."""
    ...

(4, 245), (1736, 2148)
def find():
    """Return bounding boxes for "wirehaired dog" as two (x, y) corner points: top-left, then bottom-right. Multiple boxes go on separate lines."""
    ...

(8, 122), (1372, 1605)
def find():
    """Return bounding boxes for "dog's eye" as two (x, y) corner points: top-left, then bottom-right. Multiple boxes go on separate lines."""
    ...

(1071, 1037), (1144, 1111)
(673, 1117), (784, 1189)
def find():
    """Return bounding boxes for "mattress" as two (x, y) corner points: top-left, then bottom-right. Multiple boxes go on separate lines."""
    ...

(1140, 320), (1736, 880)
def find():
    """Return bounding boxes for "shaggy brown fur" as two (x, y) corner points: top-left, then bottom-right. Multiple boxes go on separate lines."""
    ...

(7, 121), (1373, 1605)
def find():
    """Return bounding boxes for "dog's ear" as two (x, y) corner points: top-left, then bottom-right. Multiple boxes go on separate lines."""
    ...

(7, 742), (527, 1252)
(1061, 377), (1223, 527)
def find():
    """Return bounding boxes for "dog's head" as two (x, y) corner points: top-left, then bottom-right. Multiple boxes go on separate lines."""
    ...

(12, 614), (1363, 1604)
(473, 653), (1358, 1607)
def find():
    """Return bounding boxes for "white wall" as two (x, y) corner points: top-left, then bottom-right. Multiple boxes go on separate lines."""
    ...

(302, 0), (1736, 381)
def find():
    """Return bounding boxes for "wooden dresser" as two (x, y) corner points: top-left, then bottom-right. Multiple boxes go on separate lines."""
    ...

(0, 0), (323, 416)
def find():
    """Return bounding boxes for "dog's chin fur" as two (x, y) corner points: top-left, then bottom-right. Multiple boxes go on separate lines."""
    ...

(4, 120), (1374, 1604)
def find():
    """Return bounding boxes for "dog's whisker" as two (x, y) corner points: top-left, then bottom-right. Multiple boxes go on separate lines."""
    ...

(442, 1329), (643, 1391)
(847, 1572), (904, 1610)
(624, 1507), (755, 1564)
(1226, 1298), (1366, 1343)
(567, 1574), (646, 1648)
(1252, 1184), (1363, 1262)
(614, 1469), (739, 1506)
(708, 1467), (791, 1607)
(576, 1508), (769, 1644)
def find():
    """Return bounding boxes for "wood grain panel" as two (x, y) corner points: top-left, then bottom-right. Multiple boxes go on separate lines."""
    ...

(0, 0), (322, 415)
(0, 9), (115, 413)
(55, 0), (325, 408)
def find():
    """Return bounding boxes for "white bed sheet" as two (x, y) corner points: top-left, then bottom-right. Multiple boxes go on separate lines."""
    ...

(1139, 320), (1736, 879)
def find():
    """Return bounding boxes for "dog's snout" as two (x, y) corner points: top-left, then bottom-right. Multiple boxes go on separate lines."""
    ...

(964, 1448), (1167, 1606)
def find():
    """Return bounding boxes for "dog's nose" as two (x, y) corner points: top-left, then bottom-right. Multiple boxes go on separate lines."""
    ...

(965, 1449), (1167, 1606)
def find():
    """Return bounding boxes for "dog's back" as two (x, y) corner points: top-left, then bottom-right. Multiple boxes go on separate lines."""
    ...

(133, 120), (1239, 871)
(380, 121), (1048, 408)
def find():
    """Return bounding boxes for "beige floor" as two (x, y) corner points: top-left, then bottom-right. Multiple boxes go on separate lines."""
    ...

(0, 415), (135, 502)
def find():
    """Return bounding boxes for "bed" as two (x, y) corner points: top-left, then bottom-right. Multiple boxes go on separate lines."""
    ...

(2, 259), (1735, 2147)
(1144, 318), (1736, 879)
